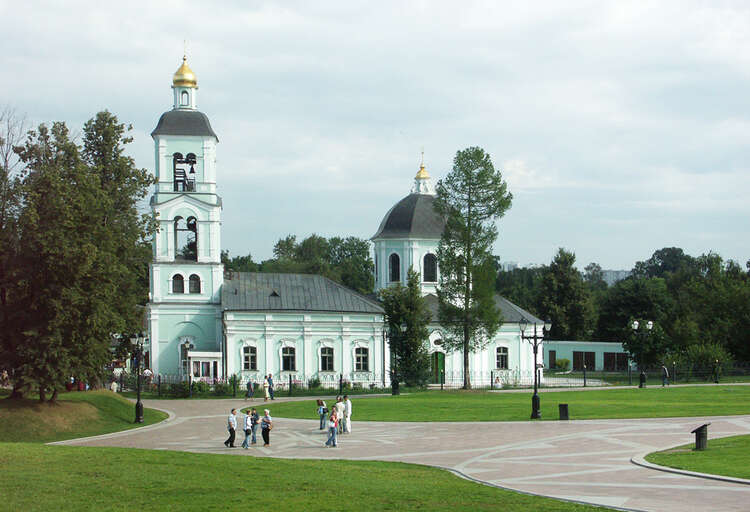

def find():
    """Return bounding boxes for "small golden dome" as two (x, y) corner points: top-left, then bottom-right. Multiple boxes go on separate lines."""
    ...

(173, 56), (197, 88)
(415, 163), (430, 179)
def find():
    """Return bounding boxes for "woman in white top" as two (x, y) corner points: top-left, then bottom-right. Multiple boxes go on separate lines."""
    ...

(263, 377), (270, 401)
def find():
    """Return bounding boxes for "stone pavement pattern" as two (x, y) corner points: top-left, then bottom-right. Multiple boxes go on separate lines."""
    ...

(58, 397), (750, 512)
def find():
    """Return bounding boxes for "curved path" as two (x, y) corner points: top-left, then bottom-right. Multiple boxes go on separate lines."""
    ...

(56, 396), (750, 512)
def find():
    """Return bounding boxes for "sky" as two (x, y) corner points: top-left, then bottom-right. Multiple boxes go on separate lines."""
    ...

(2, 1), (749, 270)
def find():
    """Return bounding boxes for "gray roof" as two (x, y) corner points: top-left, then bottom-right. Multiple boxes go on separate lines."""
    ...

(423, 293), (543, 325)
(222, 272), (384, 314)
(372, 193), (445, 240)
(151, 110), (218, 140)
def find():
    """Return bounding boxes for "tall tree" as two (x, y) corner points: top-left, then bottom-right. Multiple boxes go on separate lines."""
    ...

(434, 146), (512, 389)
(13, 112), (154, 401)
(379, 269), (431, 387)
(0, 106), (26, 397)
(537, 249), (593, 340)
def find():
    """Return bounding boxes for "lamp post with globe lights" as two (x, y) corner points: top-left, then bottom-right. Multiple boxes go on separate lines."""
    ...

(130, 333), (147, 423)
(631, 320), (653, 388)
(519, 317), (552, 419)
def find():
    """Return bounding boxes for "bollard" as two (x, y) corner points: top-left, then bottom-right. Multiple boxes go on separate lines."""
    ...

(288, 374), (292, 397)
(691, 423), (710, 450)
(559, 403), (569, 420)
(158, 374), (161, 398)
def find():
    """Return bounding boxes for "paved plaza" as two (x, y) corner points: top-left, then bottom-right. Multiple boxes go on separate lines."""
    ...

(55, 396), (750, 512)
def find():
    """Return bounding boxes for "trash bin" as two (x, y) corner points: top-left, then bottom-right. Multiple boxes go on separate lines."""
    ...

(559, 403), (569, 420)
(691, 423), (710, 450)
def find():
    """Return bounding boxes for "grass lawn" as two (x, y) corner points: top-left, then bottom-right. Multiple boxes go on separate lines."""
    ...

(0, 390), (167, 443)
(257, 386), (750, 422)
(645, 434), (750, 480)
(0, 443), (612, 512)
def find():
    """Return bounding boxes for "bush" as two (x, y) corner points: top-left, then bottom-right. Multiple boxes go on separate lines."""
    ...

(555, 358), (570, 371)
(213, 381), (231, 396)
(308, 377), (321, 389)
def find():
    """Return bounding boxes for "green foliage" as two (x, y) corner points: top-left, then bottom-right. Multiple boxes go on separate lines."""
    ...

(380, 269), (432, 387)
(536, 248), (593, 340)
(226, 234), (375, 294)
(434, 147), (512, 388)
(5, 112), (155, 401)
(555, 358), (570, 371)
(495, 266), (544, 316)
(307, 376), (321, 388)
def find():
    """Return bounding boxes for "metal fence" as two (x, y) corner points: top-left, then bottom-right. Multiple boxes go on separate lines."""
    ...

(111, 362), (750, 396)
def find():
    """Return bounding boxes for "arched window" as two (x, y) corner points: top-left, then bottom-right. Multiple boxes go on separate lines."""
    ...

(243, 346), (257, 371)
(282, 347), (296, 371)
(423, 253), (437, 282)
(189, 274), (201, 293)
(320, 347), (334, 372)
(172, 152), (194, 191)
(180, 91), (189, 106)
(496, 347), (508, 369)
(172, 274), (184, 294)
(389, 253), (400, 282)
(174, 216), (197, 261)
(355, 347), (369, 372)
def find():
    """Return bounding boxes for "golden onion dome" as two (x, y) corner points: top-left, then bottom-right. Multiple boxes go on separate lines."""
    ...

(172, 56), (197, 87)
(415, 163), (430, 179)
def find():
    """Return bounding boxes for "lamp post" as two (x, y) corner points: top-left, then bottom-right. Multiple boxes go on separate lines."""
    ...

(631, 320), (653, 388)
(130, 333), (146, 423)
(519, 317), (551, 420)
(390, 323), (407, 396)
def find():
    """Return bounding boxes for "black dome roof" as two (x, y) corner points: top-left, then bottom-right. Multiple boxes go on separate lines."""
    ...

(372, 193), (445, 240)
(151, 110), (218, 140)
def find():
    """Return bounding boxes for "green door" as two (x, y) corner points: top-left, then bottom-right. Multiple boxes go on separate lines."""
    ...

(431, 352), (445, 384)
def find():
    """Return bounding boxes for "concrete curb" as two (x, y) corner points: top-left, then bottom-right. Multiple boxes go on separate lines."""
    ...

(437, 465), (647, 512)
(47, 404), (177, 446)
(631, 452), (750, 486)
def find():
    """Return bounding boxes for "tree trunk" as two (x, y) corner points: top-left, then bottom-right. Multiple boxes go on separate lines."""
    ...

(39, 386), (46, 403)
(48, 388), (58, 403)
(463, 323), (471, 389)
(9, 381), (23, 399)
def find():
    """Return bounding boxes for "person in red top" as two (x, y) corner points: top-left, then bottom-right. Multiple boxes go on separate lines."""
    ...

(325, 410), (338, 447)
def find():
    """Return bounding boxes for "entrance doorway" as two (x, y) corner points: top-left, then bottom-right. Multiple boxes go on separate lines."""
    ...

(431, 352), (445, 384)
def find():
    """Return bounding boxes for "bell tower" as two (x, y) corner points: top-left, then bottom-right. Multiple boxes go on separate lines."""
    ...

(147, 56), (224, 377)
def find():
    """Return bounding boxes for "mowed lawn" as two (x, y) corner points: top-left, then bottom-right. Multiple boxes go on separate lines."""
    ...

(645, 434), (750, 480)
(0, 390), (167, 443)
(0, 443), (612, 512)
(260, 386), (750, 422)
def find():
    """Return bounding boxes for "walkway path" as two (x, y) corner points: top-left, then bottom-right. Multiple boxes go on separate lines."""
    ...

(57, 397), (750, 512)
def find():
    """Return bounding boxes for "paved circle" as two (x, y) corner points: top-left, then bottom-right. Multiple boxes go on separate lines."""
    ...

(56, 396), (750, 512)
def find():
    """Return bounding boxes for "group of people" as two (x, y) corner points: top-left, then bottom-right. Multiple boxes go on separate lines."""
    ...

(225, 407), (273, 448)
(244, 374), (276, 402)
(318, 395), (352, 448)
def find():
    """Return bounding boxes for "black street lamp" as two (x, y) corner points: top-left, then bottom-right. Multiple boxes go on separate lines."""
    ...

(631, 320), (653, 389)
(130, 333), (146, 423)
(519, 317), (552, 420)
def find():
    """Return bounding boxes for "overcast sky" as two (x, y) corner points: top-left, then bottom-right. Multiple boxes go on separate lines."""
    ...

(3, 1), (749, 270)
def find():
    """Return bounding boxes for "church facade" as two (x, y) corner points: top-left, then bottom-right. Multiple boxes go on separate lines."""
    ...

(146, 58), (544, 388)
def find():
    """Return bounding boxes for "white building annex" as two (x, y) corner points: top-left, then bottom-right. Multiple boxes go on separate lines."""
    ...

(147, 57), (544, 388)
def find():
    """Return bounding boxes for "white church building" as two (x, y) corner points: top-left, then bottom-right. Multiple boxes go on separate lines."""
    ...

(146, 57), (544, 388)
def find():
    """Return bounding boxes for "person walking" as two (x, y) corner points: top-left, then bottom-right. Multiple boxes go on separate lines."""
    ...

(245, 379), (254, 401)
(224, 408), (237, 448)
(317, 399), (328, 430)
(268, 373), (275, 400)
(249, 407), (260, 445)
(241, 409), (253, 449)
(343, 395), (352, 433)
(261, 408), (273, 446)
(263, 376), (270, 402)
(661, 364), (670, 387)
(334, 396), (345, 434)
(325, 410), (338, 447)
